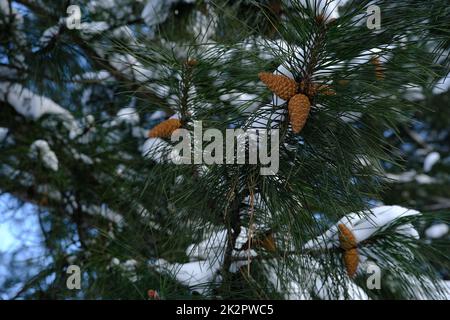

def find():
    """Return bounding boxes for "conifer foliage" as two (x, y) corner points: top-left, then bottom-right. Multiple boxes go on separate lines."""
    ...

(0, 0), (449, 299)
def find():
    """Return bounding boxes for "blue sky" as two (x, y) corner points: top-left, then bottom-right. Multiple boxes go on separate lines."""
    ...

(0, 194), (45, 299)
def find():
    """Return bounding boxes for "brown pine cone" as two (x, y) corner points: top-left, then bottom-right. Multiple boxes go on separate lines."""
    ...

(260, 233), (277, 253)
(148, 119), (182, 138)
(315, 84), (336, 96)
(338, 223), (357, 251)
(186, 58), (198, 67)
(344, 248), (359, 277)
(259, 72), (298, 101)
(299, 81), (315, 97)
(288, 93), (311, 133)
(300, 81), (335, 97)
(371, 57), (385, 80)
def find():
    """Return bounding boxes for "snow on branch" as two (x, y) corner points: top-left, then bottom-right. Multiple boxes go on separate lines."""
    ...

(303, 205), (421, 250)
(265, 255), (369, 300)
(0, 82), (73, 121)
(151, 227), (255, 295)
(29, 140), (59, 172)
(141, 0), (195, 27)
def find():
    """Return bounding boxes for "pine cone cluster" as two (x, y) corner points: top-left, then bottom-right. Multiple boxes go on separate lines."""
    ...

(259, 71), (335, 134)
(148, 118), (182, 138)
(338, 223), (359, 277)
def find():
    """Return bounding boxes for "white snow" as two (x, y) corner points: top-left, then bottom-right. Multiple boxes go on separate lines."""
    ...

(0, 127), (8, 141)
(403, 276), (450, 300)
(109, 53), (153, 82)
(80, 21), (110, 35)
(423, 151), (440, 172)
(385, 170), (437, 185)
(169, 113), (180, 120)
(414, 174), (436, 184)
(149, 110), (167, 120)
(144, 82), (171, 99)
(287, 0), (351, 21)
(36, 184), (62, 202)
(88, 0), (116, 10)
(153, 258), (221, 295)
(141, 137), (170, 163)
(425, 223), (449, 239)
(112, 25), (137, 43)
(339, 111), (363, 123)
(116, 107), (140, 125)
(192, 9), (217, 41)
(219, 92), (260, 112)
(303, 205), (421, 250)
(70, 148), (94, 165)
(0, 0), (10, 15)
(403, 84), (425, 101)
(109, 258), (138, 282)
(29, 140), (59, 172)
(110, 257), (120, 267)
(82, 204), (124, 227)
(141, 0), (171, 27)
(39, 25), (60, 48)
(74, 70), (112, 81)
(142, 0), (195, 27)
(395, 223), (420, 239)
(265, 255), (368, 300)
(246, 106), (286, 130)
(0, 82), (73, 121)
(433, 74), (450, 95)
(154, 227), (254, 295)
(352, 46), (394, 65)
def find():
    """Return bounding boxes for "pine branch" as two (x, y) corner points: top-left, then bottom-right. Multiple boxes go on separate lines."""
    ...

(13, 0), (171, 112)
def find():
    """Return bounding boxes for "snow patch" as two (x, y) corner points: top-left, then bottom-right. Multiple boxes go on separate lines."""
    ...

(39, 25), (60, 48)
(0, 127), (8, 141)
(109, 53), (153, 82)
(149, 110), (167, 120)
(80, 21), (110, 35)
(74, 70), (112, 81)
(141, 137), (170, 163)
(29, 140), (59, 172)
(265, 255), (368, 300)
(303, 205), (421, 250)
(423, 152), (440, 172)
(0, 82), (73, 121)
(116, 107), (140, 125)
(433, 74), (450, 95)
(386, 170), (437, 185)
(154, 227), (254, 295)
(425, 223), (449, 239)
(142, 0), (195, 27)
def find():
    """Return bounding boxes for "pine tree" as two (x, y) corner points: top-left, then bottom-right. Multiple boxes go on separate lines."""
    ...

(0, 0), (449, 299)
